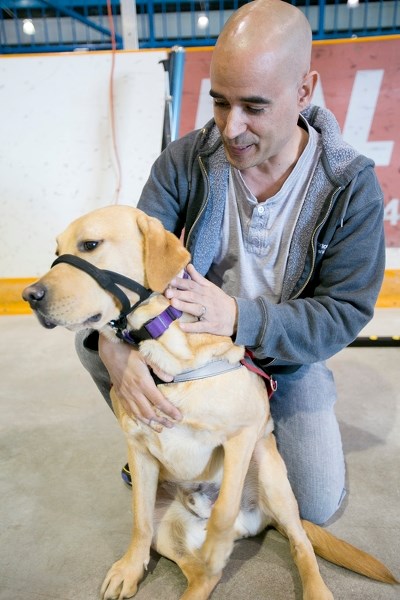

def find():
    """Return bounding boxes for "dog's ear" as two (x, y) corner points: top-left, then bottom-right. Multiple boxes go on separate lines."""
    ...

(136, 212), (190, 292)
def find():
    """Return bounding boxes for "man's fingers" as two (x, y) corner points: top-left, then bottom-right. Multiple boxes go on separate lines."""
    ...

(149, 363), (174, 383)
(121, 391), (177, 429)
(198, 304), (207, 320)
(168, 264), (208, 294)
(100, 335), (182, 430)
(145, 418), (164, 433)
(143, 379), (182, 421)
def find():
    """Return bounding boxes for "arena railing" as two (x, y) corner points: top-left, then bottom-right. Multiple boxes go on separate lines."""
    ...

(1, 0), (399, 54)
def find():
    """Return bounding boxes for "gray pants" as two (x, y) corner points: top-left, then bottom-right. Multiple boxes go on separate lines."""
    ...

(75, 331), (346, 525)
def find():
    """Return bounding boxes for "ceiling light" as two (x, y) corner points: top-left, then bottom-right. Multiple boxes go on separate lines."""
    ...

(347, 0), (360, 7)
(23, 19), (35, 35)
(197, 14), (209, 29)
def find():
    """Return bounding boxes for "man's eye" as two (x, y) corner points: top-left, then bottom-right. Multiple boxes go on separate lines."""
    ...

(213, 100), (229, 109)
(82, 240), (99, 251)
(246, 106), (265, 114)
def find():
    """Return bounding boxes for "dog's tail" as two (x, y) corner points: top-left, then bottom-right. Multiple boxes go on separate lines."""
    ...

(301, 519), (398, 584)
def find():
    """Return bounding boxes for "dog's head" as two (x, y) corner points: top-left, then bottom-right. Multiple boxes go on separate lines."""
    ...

(22, 205), (190, 332)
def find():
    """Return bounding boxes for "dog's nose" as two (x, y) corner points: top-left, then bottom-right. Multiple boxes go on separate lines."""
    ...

(22, 283), (47, 306)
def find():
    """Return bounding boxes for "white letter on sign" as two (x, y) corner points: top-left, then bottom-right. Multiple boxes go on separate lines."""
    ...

(343, 70), (394, 166)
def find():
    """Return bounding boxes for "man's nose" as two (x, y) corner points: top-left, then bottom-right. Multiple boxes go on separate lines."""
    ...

(223, 108), (247, 140)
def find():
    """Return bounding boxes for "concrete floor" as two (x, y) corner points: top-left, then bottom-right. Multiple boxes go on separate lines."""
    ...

(1, 313), (399, 600)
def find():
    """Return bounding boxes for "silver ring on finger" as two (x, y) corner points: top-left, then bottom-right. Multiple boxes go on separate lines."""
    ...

(198, 305), (206, 321)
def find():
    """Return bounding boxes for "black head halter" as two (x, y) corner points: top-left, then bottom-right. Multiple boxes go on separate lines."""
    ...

(51, 254), (152, 334)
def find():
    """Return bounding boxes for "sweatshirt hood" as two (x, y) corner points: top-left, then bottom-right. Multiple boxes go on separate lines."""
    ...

(302, 104), (375, 186)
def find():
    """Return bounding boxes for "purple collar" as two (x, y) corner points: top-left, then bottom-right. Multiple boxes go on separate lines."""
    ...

(111, 269), (190, 345)
(142, 305), (182, 338)
(120, 304), (182, 346)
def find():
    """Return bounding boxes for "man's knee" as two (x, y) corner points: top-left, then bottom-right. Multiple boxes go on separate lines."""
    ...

(297, 485), (346, 525)
(75, 330), (113, 410)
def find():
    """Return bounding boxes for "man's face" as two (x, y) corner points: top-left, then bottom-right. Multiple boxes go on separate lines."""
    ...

(210, 47), (305, 171)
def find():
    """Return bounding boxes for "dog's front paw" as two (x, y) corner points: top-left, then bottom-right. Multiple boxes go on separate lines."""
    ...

(100, 557), (145, 600)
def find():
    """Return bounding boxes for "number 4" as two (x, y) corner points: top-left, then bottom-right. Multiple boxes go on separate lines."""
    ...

(384, 198), (400, 226)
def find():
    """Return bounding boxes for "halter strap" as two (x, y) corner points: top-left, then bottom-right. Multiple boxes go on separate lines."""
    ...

(51, 254), (152, 325)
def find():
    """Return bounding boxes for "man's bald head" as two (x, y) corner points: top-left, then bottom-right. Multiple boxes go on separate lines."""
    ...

(213, 0), (313, 84)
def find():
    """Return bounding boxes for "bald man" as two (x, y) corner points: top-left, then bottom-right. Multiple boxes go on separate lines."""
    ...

(77, 0), (385, 524)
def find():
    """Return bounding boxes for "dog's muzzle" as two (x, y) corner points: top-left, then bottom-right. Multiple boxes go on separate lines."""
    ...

(50, 254), (154, 336)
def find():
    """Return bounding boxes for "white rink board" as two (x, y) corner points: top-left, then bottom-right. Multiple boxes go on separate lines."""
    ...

(0, 50), (167, 277)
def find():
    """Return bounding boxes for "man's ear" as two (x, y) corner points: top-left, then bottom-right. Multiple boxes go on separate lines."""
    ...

(298, 70), (319, 109)
(136, 212), (190, 292)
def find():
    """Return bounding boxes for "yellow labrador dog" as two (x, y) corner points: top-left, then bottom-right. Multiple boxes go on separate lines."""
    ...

(22, 205), (396, 600)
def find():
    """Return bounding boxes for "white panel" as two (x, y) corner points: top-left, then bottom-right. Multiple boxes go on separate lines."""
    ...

(0, 50), (166, 277)
(386, 248), (400, 270)
(195, 77), (212, 129)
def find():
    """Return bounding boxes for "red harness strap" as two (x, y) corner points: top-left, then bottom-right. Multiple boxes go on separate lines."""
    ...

(240, 350), (278, 399)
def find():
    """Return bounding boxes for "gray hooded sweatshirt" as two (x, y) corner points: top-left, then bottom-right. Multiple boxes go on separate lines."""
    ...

(138, 105), (385, 372)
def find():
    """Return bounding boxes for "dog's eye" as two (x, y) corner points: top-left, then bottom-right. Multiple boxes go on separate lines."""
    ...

(82, 241), (100, 252)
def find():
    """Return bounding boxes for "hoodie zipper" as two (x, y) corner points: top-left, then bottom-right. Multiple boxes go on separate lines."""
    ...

(185, 154), (210, 251)
(290, 185), (344, 301)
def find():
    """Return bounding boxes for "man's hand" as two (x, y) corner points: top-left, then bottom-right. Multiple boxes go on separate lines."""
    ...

(164, 264), (238, 336)
(99, 335), (182, 431)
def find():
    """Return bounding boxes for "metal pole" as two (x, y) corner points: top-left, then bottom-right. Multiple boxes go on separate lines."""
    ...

(120, 0), (139, 50)
(317, 0), (325, 40)
(170, 46), (185, 141)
